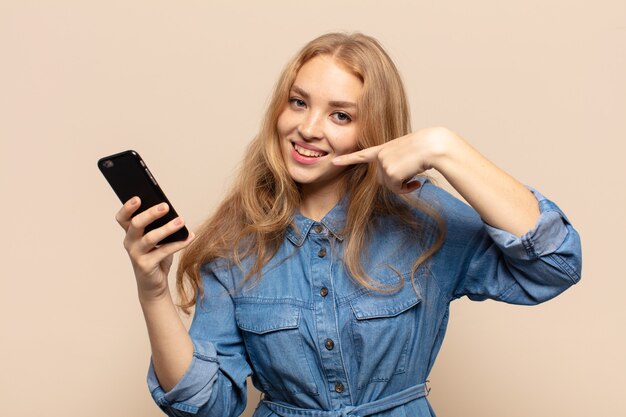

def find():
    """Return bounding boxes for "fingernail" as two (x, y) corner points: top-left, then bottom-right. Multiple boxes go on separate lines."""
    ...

(130, 197), (139, 205)
(157, 203), (167, 211)
(332, 157), (341, 163)
(174, 217), (183, 225)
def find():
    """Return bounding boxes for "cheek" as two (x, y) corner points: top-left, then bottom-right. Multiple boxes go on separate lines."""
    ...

(276, 109), (298, 138)
(276, 115), (287, 137)
(331, 129), (360, 154)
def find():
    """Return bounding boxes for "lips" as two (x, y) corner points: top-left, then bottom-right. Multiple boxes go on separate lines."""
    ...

(292, 142), (328, 158)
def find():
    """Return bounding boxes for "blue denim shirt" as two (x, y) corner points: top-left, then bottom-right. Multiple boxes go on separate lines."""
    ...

(147, 179), (582, 417)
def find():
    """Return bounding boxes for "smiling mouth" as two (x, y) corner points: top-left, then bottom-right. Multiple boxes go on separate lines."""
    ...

(293, 142), (328, 158)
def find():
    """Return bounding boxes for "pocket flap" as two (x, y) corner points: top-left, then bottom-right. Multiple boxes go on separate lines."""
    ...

(235, 302), (300, 334)
(350, 285), (421, 320)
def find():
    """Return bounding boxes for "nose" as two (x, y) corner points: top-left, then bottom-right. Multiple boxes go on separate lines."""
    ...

(297, 110), (324, 141)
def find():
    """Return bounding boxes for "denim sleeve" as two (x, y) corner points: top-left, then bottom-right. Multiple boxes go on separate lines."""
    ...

(147, 266), (252, 416)
(420, 182), (582, 305)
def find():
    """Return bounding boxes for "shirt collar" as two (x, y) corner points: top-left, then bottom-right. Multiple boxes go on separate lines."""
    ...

(286, 196), (347, 246)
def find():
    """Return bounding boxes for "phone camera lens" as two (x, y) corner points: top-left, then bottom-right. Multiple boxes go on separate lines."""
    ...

(103, 160), (114, 168)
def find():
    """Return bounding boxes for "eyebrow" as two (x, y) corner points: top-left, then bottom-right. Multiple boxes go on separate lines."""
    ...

(291, 85), (357, 109)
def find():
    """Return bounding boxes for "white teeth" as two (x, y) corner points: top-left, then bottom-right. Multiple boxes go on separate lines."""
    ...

(294, 143), (326, 157)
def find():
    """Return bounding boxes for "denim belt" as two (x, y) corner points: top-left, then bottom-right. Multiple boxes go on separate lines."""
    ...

(259, 382), (430, 417)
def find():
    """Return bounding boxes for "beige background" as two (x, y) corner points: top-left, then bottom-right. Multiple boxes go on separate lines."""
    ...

(1, 1), (624, 416)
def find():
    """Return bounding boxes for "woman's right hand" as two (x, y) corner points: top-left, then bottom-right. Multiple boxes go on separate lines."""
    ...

(115, 196), (195, 301)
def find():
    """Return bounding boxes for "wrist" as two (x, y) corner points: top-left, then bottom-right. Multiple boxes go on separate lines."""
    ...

(424, 127), (466, 172)
(137, 284), (172, 306)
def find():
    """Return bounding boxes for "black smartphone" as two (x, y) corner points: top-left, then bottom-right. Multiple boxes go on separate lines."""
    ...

(98, 150), (189, 245)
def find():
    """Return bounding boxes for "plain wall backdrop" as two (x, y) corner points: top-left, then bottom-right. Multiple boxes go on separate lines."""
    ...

(1, 1), (624, 416)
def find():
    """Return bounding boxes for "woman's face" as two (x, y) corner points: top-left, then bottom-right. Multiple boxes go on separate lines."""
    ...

(277, 55), (363, 198)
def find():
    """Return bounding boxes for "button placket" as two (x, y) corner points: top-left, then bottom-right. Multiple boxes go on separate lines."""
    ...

(310, 234), (350, 405)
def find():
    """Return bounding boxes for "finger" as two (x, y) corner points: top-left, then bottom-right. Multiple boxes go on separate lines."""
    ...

(127, 202), (170, 240)
(142, 232), (196, 267)
(398, 179), (422, 195)
(332, 145), (383, 166)
(138, 216), (188, 252)
(382, 173), (420, 195)
(383, 174), (403, 195)
(115, 196), (141, 231)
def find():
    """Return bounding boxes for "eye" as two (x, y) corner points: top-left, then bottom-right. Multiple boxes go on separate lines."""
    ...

(289, 98), (306, 108)
(332, 112), (352, 123)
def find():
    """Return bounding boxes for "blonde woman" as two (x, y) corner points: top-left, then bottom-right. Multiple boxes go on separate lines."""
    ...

(115, 33), (582, 417)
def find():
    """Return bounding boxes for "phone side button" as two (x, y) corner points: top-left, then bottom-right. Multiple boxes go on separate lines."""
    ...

(145, 169), (157, 185)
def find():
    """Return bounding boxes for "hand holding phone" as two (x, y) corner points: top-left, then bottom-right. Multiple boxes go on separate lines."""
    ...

(98, 150), (189, 245)
(99, 150), (195, 299)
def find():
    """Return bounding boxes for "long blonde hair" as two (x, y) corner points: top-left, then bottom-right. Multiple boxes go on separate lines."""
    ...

(177, 32), (445, 313)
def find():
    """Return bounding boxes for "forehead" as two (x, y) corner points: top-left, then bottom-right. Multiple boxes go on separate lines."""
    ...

(293, 55), (363, 101)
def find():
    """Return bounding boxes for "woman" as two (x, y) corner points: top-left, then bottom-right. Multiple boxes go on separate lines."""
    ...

(115, 32), (582, 416)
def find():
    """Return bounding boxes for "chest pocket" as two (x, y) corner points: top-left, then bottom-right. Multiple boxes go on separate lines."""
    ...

(235, 301), (319, 395)
(349, 282), (422, 389)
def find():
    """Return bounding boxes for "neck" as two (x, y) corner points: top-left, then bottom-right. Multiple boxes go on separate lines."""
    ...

(299, 181), (346, 221)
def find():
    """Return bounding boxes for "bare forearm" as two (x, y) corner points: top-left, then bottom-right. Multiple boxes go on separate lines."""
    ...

(140, 291), (194, 392)
(114, 198), (197, 392)
(433, 131), (540, 237)
(333, 126), (540, 236)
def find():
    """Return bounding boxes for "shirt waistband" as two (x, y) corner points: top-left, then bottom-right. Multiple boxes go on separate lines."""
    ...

(259, 382), (430, 417)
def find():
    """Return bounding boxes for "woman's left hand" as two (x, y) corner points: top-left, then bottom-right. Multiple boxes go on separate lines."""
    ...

(332, 126), (458, 194)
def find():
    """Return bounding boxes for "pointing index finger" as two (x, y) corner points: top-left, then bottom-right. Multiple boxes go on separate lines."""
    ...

(332, 145), (383, 166)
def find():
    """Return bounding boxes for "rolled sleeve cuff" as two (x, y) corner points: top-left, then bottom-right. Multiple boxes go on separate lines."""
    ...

(483, 187), (570, 260)
(147, 340), (220, 413)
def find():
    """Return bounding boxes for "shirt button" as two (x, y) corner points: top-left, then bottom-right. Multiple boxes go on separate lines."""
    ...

(325, 339), (334, 350)
(320, 287), (329, 297)
(314, 224), (324, 233)
(318, 248), (327, 258)
(335, 382), (344, 393)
